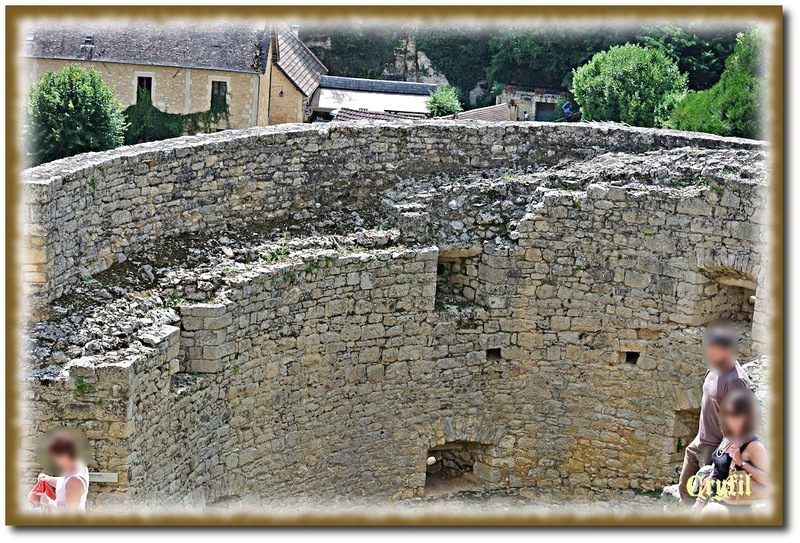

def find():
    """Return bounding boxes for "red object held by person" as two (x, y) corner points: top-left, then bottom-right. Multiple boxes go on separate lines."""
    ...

(28, 479), (56, 505)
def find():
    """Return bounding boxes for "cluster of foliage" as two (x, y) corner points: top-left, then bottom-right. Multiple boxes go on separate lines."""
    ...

(485, 26), (636, 90)
(426, 86), (463, 117)
(301, 24), (403, 79)
(123, 88), (228, 144)
(24, 65), (126, 166)
(637, 24), (741, 90)
(669, 31), (762, 139)
(572, 44), (688, 127)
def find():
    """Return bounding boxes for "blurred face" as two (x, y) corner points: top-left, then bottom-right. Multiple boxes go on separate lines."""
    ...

(52, 451), (75, 471)
(722, 406), (746, 438)
(706, 342), (735, 373)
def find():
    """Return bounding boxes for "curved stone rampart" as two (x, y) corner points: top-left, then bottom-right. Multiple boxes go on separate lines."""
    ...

(20, 121), (762, 303)
(20, 122), (769, 508)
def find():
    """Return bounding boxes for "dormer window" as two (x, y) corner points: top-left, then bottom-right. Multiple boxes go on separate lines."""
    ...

(83, 35), (94, 46)
(25, 32), (35, 43)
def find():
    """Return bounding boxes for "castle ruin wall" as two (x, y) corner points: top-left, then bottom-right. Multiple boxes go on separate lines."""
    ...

(19, 122), (769, 508)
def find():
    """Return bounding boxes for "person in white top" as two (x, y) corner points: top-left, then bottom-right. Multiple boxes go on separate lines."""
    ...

(34, 434), (89, 513)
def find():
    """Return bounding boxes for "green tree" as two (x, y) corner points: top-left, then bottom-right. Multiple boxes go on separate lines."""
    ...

(426, 86), (463, 117)
(637, 24), (742, 90)
(669, 31), (763, 139)
(571, 44), (687, 127)
(25, 64), (126, 166)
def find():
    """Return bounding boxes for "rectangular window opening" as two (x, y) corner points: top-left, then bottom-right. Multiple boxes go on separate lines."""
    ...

(486, 348), (502, 361)
(435, 251), (480, 312)
(211, 81), (228, 111)
(624, 351), (640, 364)
(136, 76), (153, 103)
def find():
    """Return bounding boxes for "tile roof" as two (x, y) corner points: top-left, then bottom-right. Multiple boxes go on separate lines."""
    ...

(274, 23), (328, 96)
(438, 103), (512, 122)
(24, 22), (268, 74)
(331, 108), (417, 122)
(319, 76), (438, 96)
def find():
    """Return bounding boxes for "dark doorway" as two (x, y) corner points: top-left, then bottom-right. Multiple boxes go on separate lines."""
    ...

(424, 441), (490, 496)
(535, 102), (556, 120)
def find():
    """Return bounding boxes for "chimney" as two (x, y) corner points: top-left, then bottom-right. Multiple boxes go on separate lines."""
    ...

(290, 24), (299, 37)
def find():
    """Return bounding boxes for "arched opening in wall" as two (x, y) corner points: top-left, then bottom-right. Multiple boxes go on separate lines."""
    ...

(700, 266), (756, 356)
(425, 441), (490, 496)
(435, 250), (481, 310)
(671, 408), (701, 466)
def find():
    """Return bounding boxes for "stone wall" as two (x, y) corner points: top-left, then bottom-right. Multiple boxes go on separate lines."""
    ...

(267, 66), (307, 124)
(19, 122), (762, 305)
(25, 58), (261, 130)
(20, 324), (179, 506)
(19, 122), (770, 509)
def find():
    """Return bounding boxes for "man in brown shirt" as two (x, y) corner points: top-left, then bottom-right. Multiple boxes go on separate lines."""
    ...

(678, 325), (752, 505)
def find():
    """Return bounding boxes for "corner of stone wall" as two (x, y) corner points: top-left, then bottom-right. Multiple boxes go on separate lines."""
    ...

(21, 181), (53, 316)
(22, 358), (136, 506)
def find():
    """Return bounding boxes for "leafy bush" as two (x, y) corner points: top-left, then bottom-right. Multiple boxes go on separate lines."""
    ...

(299, 24), (745, 113)
(669, 30), (762, 139)
(124, 88), (228, 144)
(426, 86), (463, 118)
(571, 44), (687, 127)
(25, 64), (126, 166)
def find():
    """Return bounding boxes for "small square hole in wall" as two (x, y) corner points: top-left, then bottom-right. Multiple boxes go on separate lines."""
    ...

(486, 348), (502, 361)
(623, 351), (640, 364)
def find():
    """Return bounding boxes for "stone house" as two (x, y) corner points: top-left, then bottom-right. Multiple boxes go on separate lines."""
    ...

(496, 84), (567, 121)
(21, 21), (327, 130)
(310, 76), (438, 121)
(265, 23), (328, 124)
